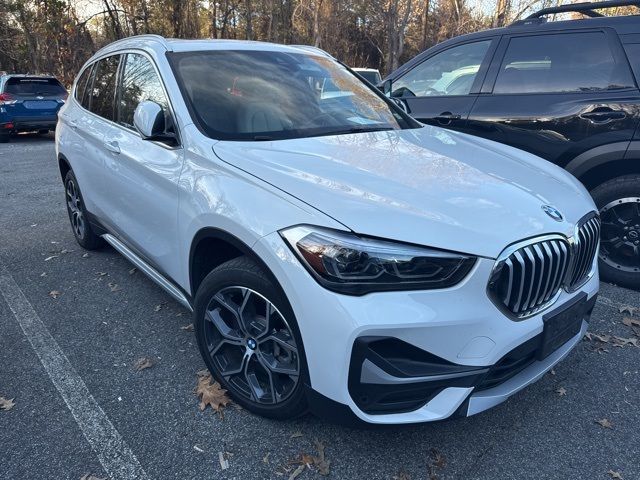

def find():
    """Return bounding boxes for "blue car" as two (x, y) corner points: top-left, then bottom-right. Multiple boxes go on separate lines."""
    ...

(0, 74), (67, 142)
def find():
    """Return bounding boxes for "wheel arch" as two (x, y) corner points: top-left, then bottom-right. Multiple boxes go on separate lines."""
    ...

(58, 153), (72, 182)
(188, 227), (281, 298)
(565, 141), (640, 190)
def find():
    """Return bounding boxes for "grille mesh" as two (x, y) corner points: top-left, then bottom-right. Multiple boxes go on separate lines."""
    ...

(489, 215), (600, 318)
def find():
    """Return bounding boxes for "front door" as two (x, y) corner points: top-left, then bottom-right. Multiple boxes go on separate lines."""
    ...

(390, 39), (498, 131)
(102, 52), (184, 281)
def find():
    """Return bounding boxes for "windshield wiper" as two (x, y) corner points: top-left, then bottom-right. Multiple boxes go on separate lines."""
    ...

(308, 126), (395, 138)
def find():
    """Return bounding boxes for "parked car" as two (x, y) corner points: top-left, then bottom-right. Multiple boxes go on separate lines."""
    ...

(0, 74), (67, 142)
(383, 0), (640, 290)
(353, 67), (382, 84)
(56, 35), (599, 425)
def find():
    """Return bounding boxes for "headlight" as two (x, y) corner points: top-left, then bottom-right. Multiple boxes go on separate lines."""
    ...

(280, 225), (476, 295)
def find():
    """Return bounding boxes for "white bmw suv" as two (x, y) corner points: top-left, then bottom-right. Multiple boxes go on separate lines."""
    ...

(56, 35), (600, 425)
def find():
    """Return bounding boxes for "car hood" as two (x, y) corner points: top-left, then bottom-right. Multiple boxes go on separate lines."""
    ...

(213, 126), (595, 258)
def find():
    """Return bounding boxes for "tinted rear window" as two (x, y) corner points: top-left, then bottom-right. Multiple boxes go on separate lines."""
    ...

(5, 77), (66, 96)
(494, 32), (634, 94)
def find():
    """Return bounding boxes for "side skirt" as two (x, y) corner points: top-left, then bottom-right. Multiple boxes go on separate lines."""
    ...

(101, 233), (193, 312)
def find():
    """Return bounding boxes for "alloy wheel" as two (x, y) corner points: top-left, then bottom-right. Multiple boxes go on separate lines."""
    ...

(599, 197), (640, 273)
(203, 286), (300, 405)
(66, 179), (85, 240)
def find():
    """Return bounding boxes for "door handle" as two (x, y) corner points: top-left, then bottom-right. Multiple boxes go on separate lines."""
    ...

(104, 140), (121, 154)
(580, 109), (626, 123)
(434, 112), (462, 126)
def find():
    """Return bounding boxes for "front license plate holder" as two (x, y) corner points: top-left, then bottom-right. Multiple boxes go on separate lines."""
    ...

(538, 292), (588, 360)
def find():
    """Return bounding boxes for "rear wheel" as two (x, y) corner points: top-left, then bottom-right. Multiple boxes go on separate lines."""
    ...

(37, 129), (49, 135)
(194, 257), (308, 419)
(64, 170), (104, 250)
(0, 133), (9, 143)
(591, 174), (640, 290)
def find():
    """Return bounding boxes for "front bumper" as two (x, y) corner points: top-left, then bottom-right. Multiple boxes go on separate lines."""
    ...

(254, 232), (599, 425)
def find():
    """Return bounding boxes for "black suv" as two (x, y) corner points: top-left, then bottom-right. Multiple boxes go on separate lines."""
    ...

(384, 0), (640, 289)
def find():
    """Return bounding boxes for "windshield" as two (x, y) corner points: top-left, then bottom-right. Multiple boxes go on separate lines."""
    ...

(5, 77), (66, 97)
(169, 50), (417, 141)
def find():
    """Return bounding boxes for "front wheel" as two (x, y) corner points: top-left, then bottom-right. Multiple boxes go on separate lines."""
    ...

(591, 174), (640, 290)
(194, 257), (308, 419)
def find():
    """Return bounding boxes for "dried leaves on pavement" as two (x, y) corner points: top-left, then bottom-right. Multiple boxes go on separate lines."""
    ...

(133, 357), (155, 372)
(0, 396), (16, 411)
(195, 370), (231, 417)
(596, 418), (613, 429)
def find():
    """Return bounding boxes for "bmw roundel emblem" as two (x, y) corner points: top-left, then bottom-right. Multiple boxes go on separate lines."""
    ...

(542, 205), (563, 222)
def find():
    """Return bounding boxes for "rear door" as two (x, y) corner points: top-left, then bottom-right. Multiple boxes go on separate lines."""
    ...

(3, 76), (67, 126)
(389, 38), (498, 130)
(467, 29), (640, 167)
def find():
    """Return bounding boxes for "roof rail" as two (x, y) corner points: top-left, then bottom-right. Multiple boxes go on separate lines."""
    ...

(523, 0), (640, 20)
(98, 34), (170, 52)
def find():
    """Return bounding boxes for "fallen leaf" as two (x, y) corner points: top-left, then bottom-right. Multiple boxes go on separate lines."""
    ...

(608, 470), (624, 479)
(290, 431), (303, 439)
(218, 451), (230, 470)
(129, 268), (137, 275)
(180, 323), (194, 332)
(48, 290), (61, 299)
(133, 357), (155, 371)
(80, 475), (107, 480)
(195, 373), (231, 417)
(60, 249), (73, 254)
(619, 305), (638, 316)
(556, 386), (567, 396)
(107, 282), (120, 292)
(44, 255), (59, 261)
(596, 418), (613, 429)
(82, 253), (90, 258)
(97, 272), (108, 276)
(0, 397), (15, 411)
(585, 332), (611, 343)
(288, 465), (305, 480)
(193, 445), (204, 453)
(427, 448), (446, 480)
(154, 304), (162, 312)
(313, 439), (330, 476)
(263, 452), (271, 464)
(40, 272), (47, 277)
(613, 336), (639, 347)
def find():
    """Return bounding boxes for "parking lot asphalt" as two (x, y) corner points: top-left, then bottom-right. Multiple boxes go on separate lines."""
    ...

(0, 133), (639, 480)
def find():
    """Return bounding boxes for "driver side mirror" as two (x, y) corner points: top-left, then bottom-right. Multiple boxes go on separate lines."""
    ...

(134, 100), (171, 141)
(381, 79), (393, 96)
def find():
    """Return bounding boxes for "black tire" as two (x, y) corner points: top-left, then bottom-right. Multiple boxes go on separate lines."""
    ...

(194, 256), (308, 419)
(64, 170), (104, 250)
(37, 129), (49, 135)
(590, 174), (640, 290)
(0, 134), (9, 143)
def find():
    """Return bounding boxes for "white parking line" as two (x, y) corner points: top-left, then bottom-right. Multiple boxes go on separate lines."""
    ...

(0, 262), (149, 480)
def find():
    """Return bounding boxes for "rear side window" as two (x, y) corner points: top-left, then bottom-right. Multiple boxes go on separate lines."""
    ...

(75, 66), (94, 107)
(90, 55), (120, 120)
(5, 77), (66, 96)
(118, 53), (169, 128)
(494, 32), (634, 94)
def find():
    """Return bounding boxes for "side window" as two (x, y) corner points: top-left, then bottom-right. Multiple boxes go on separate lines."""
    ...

(90, 55), (120, 120)
(75, 64), (94, 108)
(118, 53), (170, 129)
(494, 32), (634, 94)
(391, 40), (491, 98)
